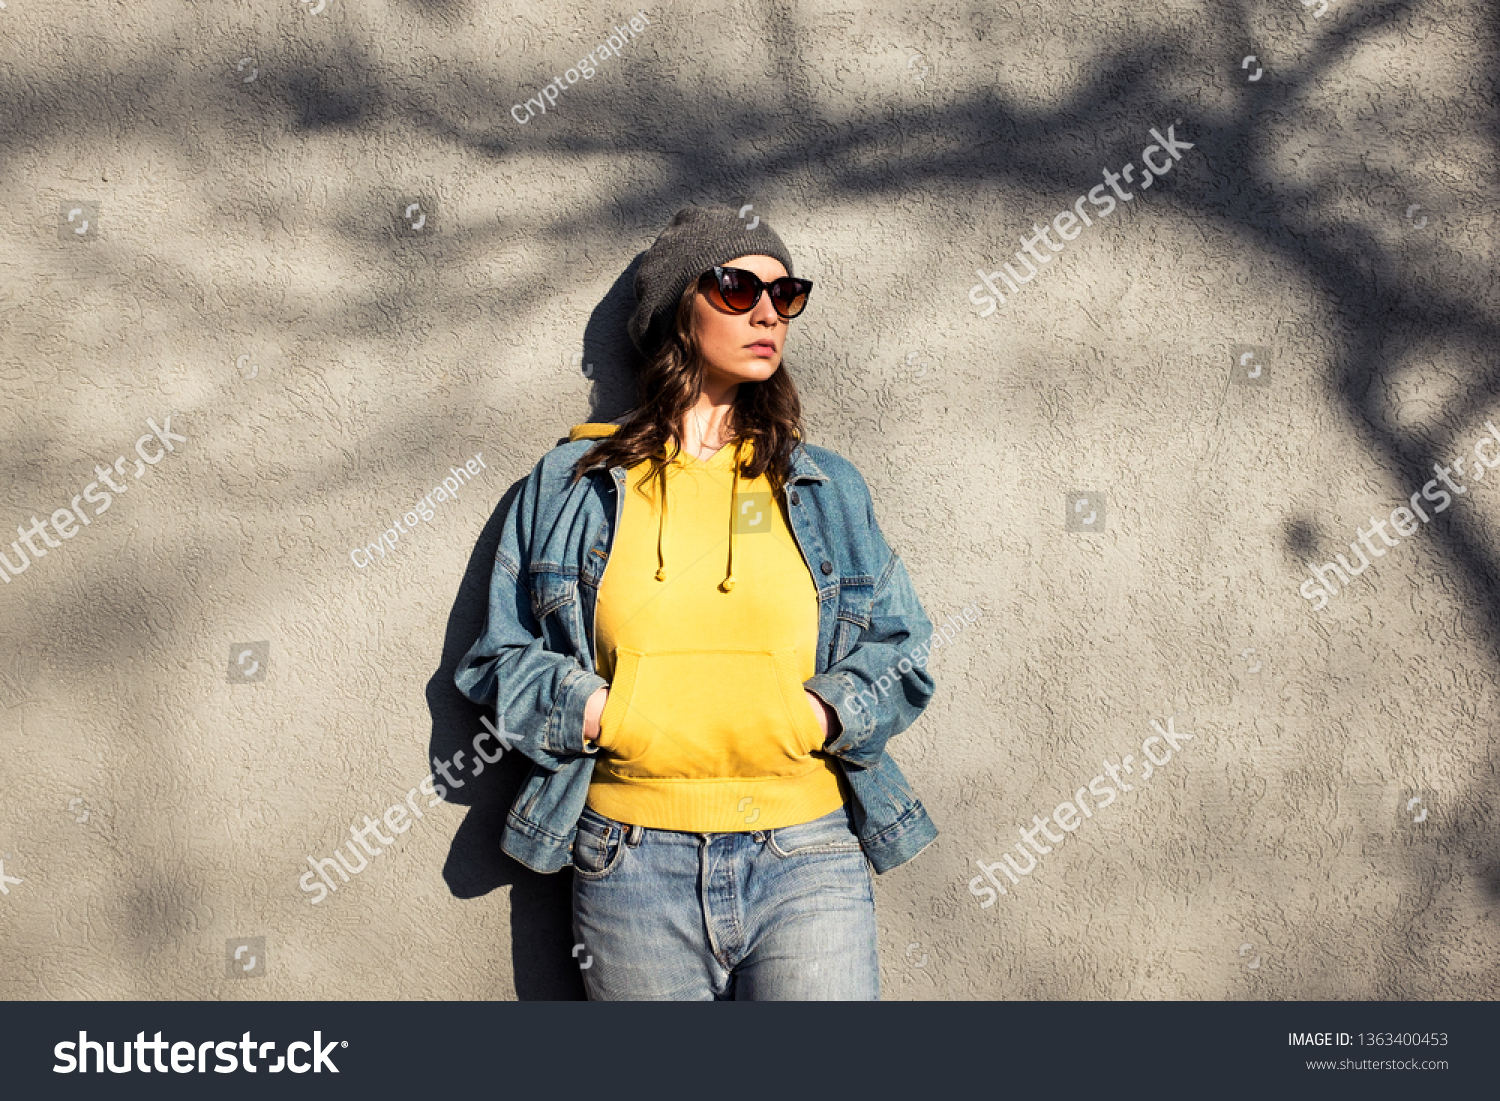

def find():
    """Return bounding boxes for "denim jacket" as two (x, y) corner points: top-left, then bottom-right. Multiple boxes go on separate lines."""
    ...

(454, 427), (939, 875)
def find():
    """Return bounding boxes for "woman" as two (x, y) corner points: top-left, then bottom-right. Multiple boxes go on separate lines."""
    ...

(455, 205), (939, 1000)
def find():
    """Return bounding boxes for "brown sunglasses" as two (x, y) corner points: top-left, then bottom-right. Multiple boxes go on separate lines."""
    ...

(701, 266), (813, 320)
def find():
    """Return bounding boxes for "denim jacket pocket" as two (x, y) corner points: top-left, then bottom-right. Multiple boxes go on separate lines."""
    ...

(831, 580), (875, 663)
(528, 568), (583, 654)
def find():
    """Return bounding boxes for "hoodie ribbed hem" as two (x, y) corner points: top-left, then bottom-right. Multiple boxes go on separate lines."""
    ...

(584, 761), (849, 833)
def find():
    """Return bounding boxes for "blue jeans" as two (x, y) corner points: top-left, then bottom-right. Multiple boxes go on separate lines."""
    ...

(571, 803), (880, 1000)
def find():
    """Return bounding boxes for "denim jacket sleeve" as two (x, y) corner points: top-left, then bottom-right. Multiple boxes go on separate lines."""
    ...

(803, 474), (936, 770)
(453, 457), (609, 771)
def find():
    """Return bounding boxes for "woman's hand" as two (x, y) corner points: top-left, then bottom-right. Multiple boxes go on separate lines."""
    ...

(583, 686), (609, 750)
(804, 689), (840, 745)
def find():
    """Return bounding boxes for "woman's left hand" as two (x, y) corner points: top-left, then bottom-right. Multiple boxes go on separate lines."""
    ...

(804, 690), (840, 744)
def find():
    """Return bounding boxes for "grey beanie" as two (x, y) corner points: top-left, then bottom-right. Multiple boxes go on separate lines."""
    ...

(627, 205), (796, 359)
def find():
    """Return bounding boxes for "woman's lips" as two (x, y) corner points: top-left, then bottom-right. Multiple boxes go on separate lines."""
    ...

(747, 342), (777, 358)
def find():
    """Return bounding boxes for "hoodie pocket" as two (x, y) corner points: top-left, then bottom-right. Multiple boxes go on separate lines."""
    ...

(597, 646), (825, 780)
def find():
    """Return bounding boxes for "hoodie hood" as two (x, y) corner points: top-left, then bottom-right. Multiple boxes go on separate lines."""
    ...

(568, 422), (625, 442)
(568, 420), (750, 593)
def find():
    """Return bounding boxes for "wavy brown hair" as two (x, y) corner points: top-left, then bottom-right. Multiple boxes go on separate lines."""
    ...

(569, 273), (806, 501)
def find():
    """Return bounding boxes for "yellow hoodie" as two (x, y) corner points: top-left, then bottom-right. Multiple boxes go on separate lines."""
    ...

(568, 422), (848, 832)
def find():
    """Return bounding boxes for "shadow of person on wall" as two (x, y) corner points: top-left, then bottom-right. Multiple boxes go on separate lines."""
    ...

(425, 257), (643, 1001)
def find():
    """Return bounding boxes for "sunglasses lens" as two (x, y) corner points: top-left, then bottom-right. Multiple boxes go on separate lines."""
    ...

(716, 269), (760, 312)
(770, 279), (810, 319)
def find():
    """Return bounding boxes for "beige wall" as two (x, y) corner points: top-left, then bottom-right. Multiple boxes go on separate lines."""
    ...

(1, 0), (1497, 999)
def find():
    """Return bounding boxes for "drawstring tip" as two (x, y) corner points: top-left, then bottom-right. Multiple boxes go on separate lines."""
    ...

(719, 576), (735, 592)
(655, 567), (666, 581)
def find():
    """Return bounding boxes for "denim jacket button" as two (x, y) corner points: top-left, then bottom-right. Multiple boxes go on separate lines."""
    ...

(820, 560), (833, 575)
(789, 490), (800, 506)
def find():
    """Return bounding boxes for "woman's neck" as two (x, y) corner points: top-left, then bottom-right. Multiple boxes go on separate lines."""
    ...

(683, 400), (736, 457)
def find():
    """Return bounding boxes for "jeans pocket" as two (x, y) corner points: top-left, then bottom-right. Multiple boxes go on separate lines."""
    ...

(572, 809), (627, 879)
(766, 805), (864, 858)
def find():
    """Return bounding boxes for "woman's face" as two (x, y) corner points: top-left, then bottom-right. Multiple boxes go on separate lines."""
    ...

(691, 254), (792, 388)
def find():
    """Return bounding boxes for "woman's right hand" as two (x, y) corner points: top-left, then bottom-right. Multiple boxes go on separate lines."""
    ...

(583, 686), (610, 750)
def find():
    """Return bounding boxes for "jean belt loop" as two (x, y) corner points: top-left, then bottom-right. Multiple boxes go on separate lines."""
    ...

(626, 822), (644, 846)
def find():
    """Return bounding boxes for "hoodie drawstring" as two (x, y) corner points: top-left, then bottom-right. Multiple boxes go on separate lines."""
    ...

(654, 460), (668, 581)
(721, 439), (739, 592)
(653, 438), (741, 592)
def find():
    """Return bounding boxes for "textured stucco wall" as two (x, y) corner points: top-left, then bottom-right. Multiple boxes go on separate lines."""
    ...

(1, 0), (1497, 1000)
